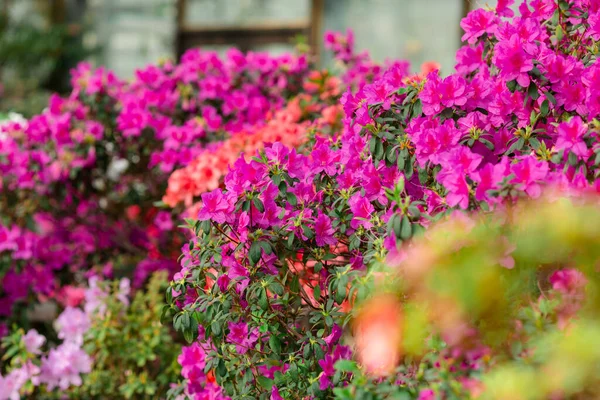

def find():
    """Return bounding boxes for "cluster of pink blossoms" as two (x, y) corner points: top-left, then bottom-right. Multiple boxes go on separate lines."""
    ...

(0, 46), (311, 334)
(0, 277), (129, 399)
(171, 0), (600, 398)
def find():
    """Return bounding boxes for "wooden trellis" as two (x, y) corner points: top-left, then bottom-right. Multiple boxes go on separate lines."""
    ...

(175, 0), (324, 59)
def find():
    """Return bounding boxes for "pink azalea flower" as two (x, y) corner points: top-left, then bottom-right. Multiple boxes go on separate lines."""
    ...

(197, 190), (235, 224)
(510, 156), (549, 198)
(54, 307), (91, 345)
(555, 116), (589, 159)
(496, 0), (515, 17)
(23, 329), (45, 354)
(314, 212), (337, 247)
(38, 342), (92, 390)
(460, 9), (499, 44)
(493, 34), (534, 87)
(226, 321), (258, 354)
(348, 193), (375, 229)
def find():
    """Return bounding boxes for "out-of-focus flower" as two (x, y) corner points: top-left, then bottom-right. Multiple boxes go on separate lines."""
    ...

(353, 295), (403, 377)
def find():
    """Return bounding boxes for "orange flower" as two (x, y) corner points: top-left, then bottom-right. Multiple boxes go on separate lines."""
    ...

(420, 61), (441, 75)
(164, 98), (309, 207)
(353, 294), (403, 377)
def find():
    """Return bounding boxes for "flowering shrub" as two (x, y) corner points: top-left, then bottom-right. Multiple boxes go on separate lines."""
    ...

(0, 40), (319, 398)
(348, 196), (600, 399)
(0, 45), (311, 328)
(1, 272), (180, 399)
(168, 0), (600, 398)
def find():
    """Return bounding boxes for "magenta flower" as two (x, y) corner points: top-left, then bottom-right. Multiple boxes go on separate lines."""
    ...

(589, 11), (600, 40)
(455, 44), (485, 75)
(460, 9), (498, 44)
(178, 342), (207, 378)
(311, 140), (340, 176)
(318, 345), (352, 390)
(541, 53), (578, 84)
(226, 321), (258, 354)
(271, 386), (283, 400)
(510, 156), (549, 198)
(438, 75), (469, 109)
(363, 81), (394, 110)
(348, 193), (375, 230)
(0, 225), (18, 253)
(420, 73), (469, 116)
(314, 212), (337, 247)
(197, 190), (235, 224)
(0, 367), (30, 400)
(555, 80), (587, 115)
(154, 211), (174, 231)
(523, 0), (557, 19)
(440, 147), (483, 174)
(496, 0), (515, 17)
(550, 269), (587, 294)
(493, 34), (534, 87)
(438, 172), (471, 210)
(555, 117), (589, 159)
(418, 389), (436, 400)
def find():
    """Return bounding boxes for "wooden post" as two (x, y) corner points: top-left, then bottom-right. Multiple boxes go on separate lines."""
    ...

(50, 0), (66, 25)
(460, 0), (472, 45)
(310, 0), (324, 63)
(175, 0), (186, 60)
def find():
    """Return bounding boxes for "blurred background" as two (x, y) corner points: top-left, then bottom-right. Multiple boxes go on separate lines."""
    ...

(0, 0), (511, 117)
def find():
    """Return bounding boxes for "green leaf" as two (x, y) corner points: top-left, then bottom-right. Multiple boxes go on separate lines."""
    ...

(249, 241), (262, 265)
(527, 83), (540, 101)
(183, 327), (195, 343)
(479, 138), (495, 151)
(411, 100), (423, 118)
(369, 137), (377, 154)
(259, 241), (273, 255)
(256, 376), (274, 390)
(272, 173), (282, 186)
(253, 198), (265, 212)
(529, 137), (541, 150)
(286, 192), (298, 206)
(405, 156), (414, 179)
(545, 91), (557, 105)
(334, 359), (359, 373)
(333, 387), (354, 400)
(269, 335), (282, 355)
(287, 232), (295, 248)
(302, 225), (314, 240)
(400, 215), (412, 240)
(211, 320), (221, 336)
(336, 279), (347, 304)
(392, 214), (402, 238)
(290, 275), (300, 293)
(374, 140), (384, 160)
(540, 99), (550, 117)
(258, 288), (269, 310)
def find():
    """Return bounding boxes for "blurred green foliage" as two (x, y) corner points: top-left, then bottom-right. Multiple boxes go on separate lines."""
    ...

(341, 197), (600, 399)
(71, 272), (181, 399)
(0, 4), (96, 117)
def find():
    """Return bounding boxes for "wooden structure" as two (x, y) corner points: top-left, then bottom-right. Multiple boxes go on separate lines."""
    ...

(175, 0), (324, 59)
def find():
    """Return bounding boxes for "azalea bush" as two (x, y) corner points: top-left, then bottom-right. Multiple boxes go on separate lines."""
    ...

(0, 45), (311, 328)
(0, 39), (319, 397)
(168, 0), (600, 398)
(1, 272), (181, 399)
